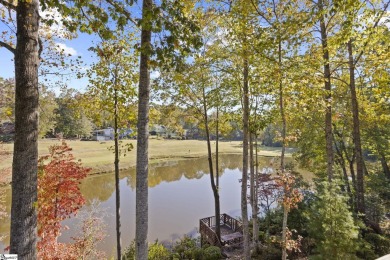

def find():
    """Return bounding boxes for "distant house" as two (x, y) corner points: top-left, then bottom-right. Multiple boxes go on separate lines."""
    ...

(91, 128), (114, 141)
(91, 128), (133, 141)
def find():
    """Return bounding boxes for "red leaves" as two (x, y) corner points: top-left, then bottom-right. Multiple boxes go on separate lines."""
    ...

(37, 141), (90, 259)
(275, 172), (303, 211)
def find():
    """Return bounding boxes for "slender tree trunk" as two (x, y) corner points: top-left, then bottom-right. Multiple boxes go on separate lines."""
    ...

(278, 39), (286, 171)
(242, 57), (250, 259)
(250, 133), (259, 248)
(333, 132), (352, 199)
(250, 134), (254, 211)
(10, 0), (40, 257)
(216, 105), (219, 189)
(249, 133), (257, 245)
(348, 39), (365, 215)
(349, 157), (357, 191)
(318, 0), (334, 181)
(281, 207), (289, 260)
(136, 0), (152, 258)
(253, 134), (259, 243)
(380, 154), (390, 180)
(114, 83), (122, 259)
(203, 88), (221, 242)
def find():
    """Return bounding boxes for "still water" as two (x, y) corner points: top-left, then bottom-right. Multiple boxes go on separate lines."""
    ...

(0, 154), (285, 256)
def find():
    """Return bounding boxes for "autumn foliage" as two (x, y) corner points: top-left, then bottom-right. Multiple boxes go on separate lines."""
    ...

(37, 141), (90, 259)
(275, 173), (303, 211)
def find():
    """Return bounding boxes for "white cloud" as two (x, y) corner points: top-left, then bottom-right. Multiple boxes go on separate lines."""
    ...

(55, 43), (77, 56)
(40, 8), (75, 39)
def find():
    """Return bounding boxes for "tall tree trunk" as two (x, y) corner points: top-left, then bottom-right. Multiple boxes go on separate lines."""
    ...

(136, 0), (152, 258)
(216, 105), (219, 189)
(281, 206), (289, 260)
(242, 57), (250, 259)
(278, 39), (286, 171)
(333, 130), (352, 199)
(114, 80), (122, 259)
(253, 134), (259, 243)
(10, 0), (40, 257)
(348, 39), (365, 215)
(203, 88), (221, 242)
(250, 133), (258, 247)
(318, 0), (334, 181)
(380, 153), (390, 180)
(349, 157), (357, 191)
(250, 134), (254, 211)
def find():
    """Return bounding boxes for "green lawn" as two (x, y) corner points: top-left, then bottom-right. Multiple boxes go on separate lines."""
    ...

(0, 138), (288, 184)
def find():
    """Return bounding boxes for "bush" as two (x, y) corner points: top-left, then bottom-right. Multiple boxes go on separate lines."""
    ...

(148, 242), (170, 260)
(122, 241), (136, 260)
(192, 247), (205, 259)
(172, 236), (200, 259)
(203, 246), (221, 260)
(306, 181), (359, 260)
(122, 241), (170, 260)
(362, 233), (390, 257)
(256, 243), (282, 260)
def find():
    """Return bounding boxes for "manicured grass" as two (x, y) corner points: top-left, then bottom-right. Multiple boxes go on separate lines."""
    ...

(0, 138), (289, 183)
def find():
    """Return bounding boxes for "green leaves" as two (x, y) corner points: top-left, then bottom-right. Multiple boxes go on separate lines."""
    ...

(306, 181), (359, 259)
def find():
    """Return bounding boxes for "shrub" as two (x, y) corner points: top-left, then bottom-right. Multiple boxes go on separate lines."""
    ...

(203, 246), (221, 260)
(122, 241), (136, 260)
(172, 236), (200, 259)
(306, 181), (359, 259)
(123, 240), (170, 260)
(148, 242), (170, 260)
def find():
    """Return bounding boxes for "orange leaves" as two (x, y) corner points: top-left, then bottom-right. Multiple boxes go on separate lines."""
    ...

(275, 172), (303, 211)
(37, 141), (90, 259)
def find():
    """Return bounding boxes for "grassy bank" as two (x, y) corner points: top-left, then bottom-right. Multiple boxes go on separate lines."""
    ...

(0, 138), (289, 184)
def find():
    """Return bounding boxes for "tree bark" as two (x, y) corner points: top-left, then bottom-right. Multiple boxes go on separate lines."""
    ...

(380, 153), (390, 180)
(216, 105), (219, 189)
(318, 0), (334, 181)
(203, 87), (221, 242)
(10, 0), (40, 258)
(242, 57), (250, 259)
(278, 39), (286, 171)
(250, 133), (258, 247)
(281, 206), (289, 260)
(333, 129), (352, 200)
(347, 39), (365, 215)
(114, 73), (122, 259)
(136, 0), (152, 258)
(253, 134), (259, 243)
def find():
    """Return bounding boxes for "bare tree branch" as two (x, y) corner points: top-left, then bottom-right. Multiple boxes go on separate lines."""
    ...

(0, 0), (16, 11)
(0, 40), (15, 54)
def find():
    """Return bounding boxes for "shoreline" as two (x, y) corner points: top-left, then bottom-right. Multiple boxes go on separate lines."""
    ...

(0, 139), (288, 186)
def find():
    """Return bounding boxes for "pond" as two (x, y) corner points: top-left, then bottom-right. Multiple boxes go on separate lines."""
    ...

(0, 154), (305, 257)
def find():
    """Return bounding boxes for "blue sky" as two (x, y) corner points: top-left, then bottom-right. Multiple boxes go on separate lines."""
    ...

(0, 2), (143, 95)
(0, 31), (102, 94)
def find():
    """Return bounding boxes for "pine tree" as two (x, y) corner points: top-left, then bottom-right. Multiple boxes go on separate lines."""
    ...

(307, 181), (359, 259)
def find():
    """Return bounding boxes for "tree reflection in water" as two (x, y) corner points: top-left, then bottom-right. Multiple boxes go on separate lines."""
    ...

(0, 154), (300, 256)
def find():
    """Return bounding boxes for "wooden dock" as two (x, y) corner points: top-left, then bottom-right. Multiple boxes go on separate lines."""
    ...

(199, 214), (243, 248)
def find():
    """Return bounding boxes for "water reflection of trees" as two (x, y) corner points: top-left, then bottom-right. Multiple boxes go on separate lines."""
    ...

(0, 154), (298, 246)
(128, 154), (244, 189)
(79, 154), (245, 204)
(79, 154), (287, 204)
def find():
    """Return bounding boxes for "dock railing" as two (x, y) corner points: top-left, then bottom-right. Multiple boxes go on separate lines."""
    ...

(199, 213), (243, 247)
